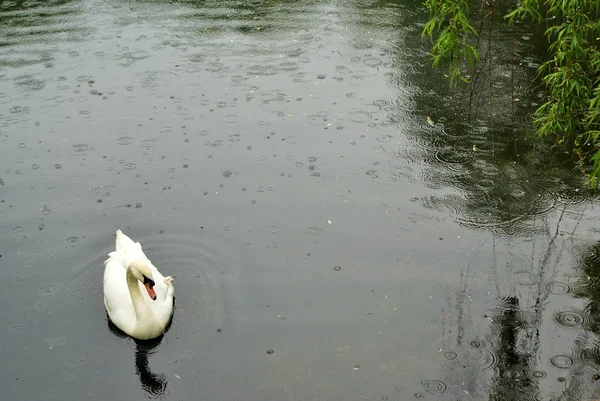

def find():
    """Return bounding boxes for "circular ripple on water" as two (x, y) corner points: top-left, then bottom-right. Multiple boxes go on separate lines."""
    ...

(514, 271), (539, 286)
(138, 229), (246, 348)
(510, 188), (526, 198)
(364, 58), (382, 67)
(470, 338), (487, 348)
(444, 351), (458, 360)
(223, 114), (238, 124)
(566, 273), (591, 287)
(141, 138), (156, 148)
(39, 284), (58, 296)
(479, 349), (499, 370)
(205, 62), (228, 75)
(112, 204), (133, 216)
(503, 366), (528, 379)
(421, 380), (447, 394)
(117, 136), (133, 145)
(247, 65), (279, 76)
(553, 310), (589, 328)
(125, 51), (149, 61)
(531, 370), (547, 378)
(457, 206), (501, 229)
(349, 110), (372, 123)
(550, 355), (573, 369)
(353, 41), (372, 49)
(113, 17), (134, 26)
(189, 54), (205, 63)
(545, 281), (571, 295)
(305, 112), (329, 125)
(280, 62), (299, 71)
(377, 134), (394, 142)
(476, 179), (495, 190)
(482, 166), (499, 176)
(72, 143), (89, 154)
(14, 75), (46, 90)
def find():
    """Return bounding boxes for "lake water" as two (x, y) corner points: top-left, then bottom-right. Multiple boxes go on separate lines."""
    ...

(2, 1), (600, 400)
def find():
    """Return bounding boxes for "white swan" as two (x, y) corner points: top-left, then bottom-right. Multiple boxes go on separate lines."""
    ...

(103, 229), (174, 340)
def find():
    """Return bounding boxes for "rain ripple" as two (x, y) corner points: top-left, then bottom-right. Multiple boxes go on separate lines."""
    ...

(550, 355), (573, 369)
(479, 349), (499, 370)
(544, 280), (572, 295)
(553, 310), (590, 328)
(421, 380), (447, 394)
(141, 229), (246, 346)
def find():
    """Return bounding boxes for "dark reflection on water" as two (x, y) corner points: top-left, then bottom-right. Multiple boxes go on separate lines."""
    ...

(108, 319), (169, 398)
(0, 0), (89, 68)
(434, 221), (600, 401)
(488, 296), (539, 401)
(2, 0), (600, 400)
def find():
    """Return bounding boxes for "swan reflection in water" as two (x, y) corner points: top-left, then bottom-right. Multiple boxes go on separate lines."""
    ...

(107, 317), (172, 398)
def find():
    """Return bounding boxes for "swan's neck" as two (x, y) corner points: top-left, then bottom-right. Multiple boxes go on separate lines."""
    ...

(126, 267), (155, 326)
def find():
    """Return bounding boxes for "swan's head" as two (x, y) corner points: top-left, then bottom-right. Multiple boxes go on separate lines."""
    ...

(128, 260), (157, 301)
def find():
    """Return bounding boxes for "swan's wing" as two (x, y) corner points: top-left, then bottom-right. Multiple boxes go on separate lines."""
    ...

(103, 259), (137, 333)
(150, 281), (174, 323)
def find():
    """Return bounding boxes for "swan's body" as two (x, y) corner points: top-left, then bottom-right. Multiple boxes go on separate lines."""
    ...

(103, 229), (174, 340)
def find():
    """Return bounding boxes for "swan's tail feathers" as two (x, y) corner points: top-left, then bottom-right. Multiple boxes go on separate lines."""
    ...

(105, 250), (128, 268)
(164, 276), (174, 285)
(115, 229), (137, 253)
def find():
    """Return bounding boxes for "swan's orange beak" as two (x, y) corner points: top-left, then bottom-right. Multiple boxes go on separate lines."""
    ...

(144, 282), (157, 300)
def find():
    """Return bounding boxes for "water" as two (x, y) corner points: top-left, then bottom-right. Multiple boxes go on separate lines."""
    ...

(1, 0), (600, 400)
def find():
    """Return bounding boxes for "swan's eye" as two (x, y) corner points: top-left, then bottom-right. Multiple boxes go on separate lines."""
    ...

(143, 275), (155, 287)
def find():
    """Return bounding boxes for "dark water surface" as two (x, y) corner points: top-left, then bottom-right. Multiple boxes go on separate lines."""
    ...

(2, 0), (600, 400)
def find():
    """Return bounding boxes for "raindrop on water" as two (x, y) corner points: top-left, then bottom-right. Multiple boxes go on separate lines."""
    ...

(117, 137), (133, 145)
(72, 144), (88, 153)
(444, 351), (457, 360)
(422, 380), (447, 394)
(141, 139), (156, 148)
(553, 310), (589, 328)
(377, 134), (393, 142)
(545, 281), (571, 295)
(39, 284), (58, 296)
(514, 271), (538, 286)
(550, 355), (573, 368)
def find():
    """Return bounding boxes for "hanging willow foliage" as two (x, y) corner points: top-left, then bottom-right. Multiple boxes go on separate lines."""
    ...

(423, 0), (600, 186)
(422, 0), (480, 86)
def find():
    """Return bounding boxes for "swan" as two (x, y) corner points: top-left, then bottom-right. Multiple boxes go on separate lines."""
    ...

(103, 229), (174, 340)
